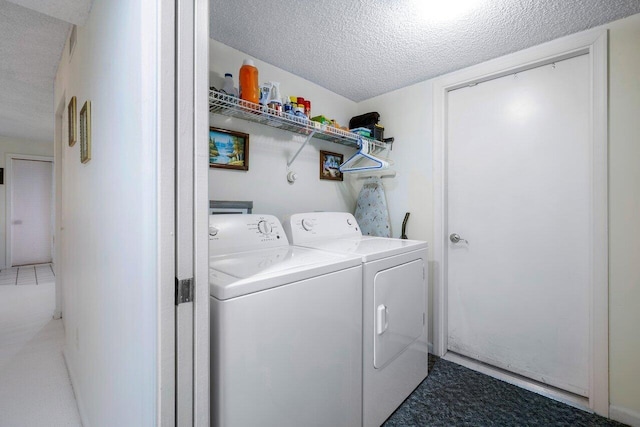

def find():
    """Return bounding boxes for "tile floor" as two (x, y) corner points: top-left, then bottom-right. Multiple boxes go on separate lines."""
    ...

(0, 264), (82, 427)
(0, 264), (56, 286)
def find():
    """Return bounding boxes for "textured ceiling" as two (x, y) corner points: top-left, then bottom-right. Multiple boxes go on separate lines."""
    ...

(0, 0), (92, 142)
(1, 1), (639, 143)
(210, 0), (640, 102)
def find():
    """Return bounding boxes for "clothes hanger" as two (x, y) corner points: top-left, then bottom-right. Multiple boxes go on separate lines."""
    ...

(339, 138), (390, 173)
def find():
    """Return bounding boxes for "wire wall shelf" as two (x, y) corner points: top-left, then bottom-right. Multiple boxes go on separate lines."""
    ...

(208, 90), (390, 152)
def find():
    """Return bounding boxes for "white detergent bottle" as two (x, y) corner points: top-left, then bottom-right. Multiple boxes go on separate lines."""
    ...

(222, 73), (238, 97)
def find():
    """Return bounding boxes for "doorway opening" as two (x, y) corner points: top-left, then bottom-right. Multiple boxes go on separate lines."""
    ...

(4, 155), (54, 269)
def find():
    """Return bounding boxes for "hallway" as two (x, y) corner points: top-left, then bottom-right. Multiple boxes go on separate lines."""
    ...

(0, 266), (82, 426)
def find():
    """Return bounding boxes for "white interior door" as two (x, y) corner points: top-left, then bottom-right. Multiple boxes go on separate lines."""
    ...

(10, 159), (53, 266)
(446, 54), (590, 396)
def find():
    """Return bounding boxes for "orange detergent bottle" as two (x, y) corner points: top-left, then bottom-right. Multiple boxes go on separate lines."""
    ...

(239, 59), (259, 104)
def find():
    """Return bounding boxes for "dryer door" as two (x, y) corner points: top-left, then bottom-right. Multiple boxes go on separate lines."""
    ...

(373, 259), (425, 368)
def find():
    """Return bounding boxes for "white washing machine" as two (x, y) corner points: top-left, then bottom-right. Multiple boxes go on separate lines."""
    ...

(284, 212), (429, 427)
(209, 214), (363, 427)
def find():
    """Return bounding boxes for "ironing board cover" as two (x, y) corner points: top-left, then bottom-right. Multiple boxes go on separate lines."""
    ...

(354, 177), (391, 237)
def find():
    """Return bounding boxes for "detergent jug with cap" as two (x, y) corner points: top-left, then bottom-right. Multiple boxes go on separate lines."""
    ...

(239, 59), (259, 104)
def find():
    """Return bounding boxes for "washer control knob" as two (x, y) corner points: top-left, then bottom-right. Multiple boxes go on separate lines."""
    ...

(346, 217), (353, 226)
(301, 218), (314, 231)
(209, 226), (219, 237)
(257, 220), (272, 235)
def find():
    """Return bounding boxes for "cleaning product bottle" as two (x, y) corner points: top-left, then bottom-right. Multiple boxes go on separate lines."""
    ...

(222, 73), (238, 97)
(267, 82), (283, 113)
(239, 59), (259, 104)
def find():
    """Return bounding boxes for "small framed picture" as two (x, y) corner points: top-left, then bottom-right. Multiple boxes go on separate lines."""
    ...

(68, 96), (77, 146)
(80, 100), (91, 164)
(209, 127), (249, 171)
(320, 150), (344, 181)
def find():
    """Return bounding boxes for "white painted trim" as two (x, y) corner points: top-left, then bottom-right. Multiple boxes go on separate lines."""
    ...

(175, 0), (195, 423)
(610, 405), (640, 427)
(193, 0), (210, 425)
(156, 0), (176, 425)
(588, 31), (609, 418)
(172, 0), (210, 424)
(432, 77), (447, 358)
(53, 96), (66, 320)
(4, 153), (54, 269)
(432, 28), (609, 416)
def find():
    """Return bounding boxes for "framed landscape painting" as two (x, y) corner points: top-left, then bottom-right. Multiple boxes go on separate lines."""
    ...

(209, 127), (249, 171)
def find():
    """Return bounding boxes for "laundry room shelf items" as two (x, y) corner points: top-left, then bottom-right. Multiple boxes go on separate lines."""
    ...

(209, 89), (390, 153)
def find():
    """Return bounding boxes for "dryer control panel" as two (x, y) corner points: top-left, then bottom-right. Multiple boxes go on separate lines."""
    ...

(284, 212), (362, 243)
(209, 214), (288, 256)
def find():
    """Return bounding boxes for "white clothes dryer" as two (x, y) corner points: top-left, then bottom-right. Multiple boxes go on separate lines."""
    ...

(209, 214), (363, 427)
(284, 212), (429, 427)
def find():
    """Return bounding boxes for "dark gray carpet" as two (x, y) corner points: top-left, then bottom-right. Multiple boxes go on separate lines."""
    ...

(384, 356), (625, 427)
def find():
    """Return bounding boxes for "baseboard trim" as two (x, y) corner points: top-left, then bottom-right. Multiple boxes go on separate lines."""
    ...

(443, 352), (590, 412)
(610, 405), (640, 427)
(63, 347), (89, 427)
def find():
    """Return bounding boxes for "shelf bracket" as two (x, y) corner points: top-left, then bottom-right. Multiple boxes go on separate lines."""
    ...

(287, 130), (316, 167)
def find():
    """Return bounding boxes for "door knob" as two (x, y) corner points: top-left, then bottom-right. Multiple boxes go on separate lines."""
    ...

(450, 233), (468, 244)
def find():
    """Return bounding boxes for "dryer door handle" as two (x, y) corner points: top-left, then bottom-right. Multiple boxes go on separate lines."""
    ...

(376, 304), (389, 335)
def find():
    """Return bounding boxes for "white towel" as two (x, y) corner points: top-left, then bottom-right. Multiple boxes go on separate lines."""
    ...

(354, 177), (391, 237)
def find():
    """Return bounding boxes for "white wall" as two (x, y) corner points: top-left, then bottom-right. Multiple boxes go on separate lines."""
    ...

(354, 81), (436, 347)
(53, 0), (159, 425)
(209, 40), (358, 221)
(0, 136), (53, 269)
(356, 84), (433, 241)
(355, 13), (640, 422)
(608, 13), (640, 424)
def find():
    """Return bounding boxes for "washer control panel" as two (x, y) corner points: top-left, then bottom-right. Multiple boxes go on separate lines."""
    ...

(257, 219), (273, 235)
(209, 214), (287, 256)
(283, 212), (361, 244)
(301, 218), (315, 231)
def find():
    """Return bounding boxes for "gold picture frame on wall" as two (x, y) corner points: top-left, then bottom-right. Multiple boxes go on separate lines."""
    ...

(68, 96), (77, 146)
(80, 100), (91, 163)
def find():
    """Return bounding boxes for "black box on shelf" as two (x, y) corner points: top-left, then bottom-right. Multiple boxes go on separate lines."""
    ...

(349, 112), (384, 141)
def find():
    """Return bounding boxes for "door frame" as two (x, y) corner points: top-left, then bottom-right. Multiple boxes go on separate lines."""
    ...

(432, 29), (608, 415)
(166, 0), (209, 424)
(193, 0), (210, 424)
(4, 153), (54, 268)
(53, 95), (66, 319)
(156, 0), (176, 423)
(156, 0), (209, 423)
